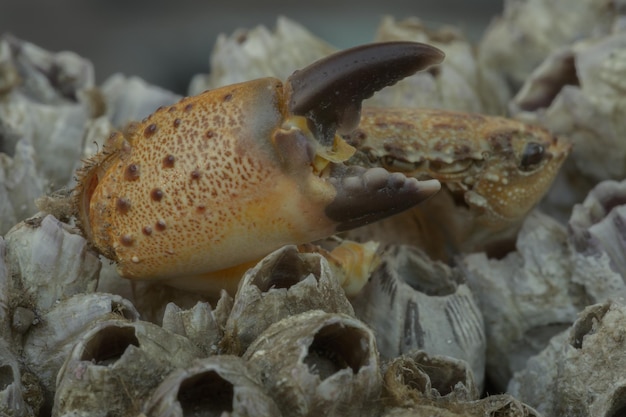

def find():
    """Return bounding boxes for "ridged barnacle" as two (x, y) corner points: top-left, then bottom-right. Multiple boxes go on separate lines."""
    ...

(243, 310), (382, 417)
(0, 338), (32, 416)
(22, 293), (139, 411)
(367, 16), (510, 114)
(0, 34), (98, 234)
(462, 210), (583, 390)
(4, 214), (101, 313)
(143, 355), (281, 417)
(509, 301), (626, 417)
(189, 17), (337, 94)
(478, 0), (622, 88)
(382, 350), (479, 408)
(510, 29), (626, 220)
(162, 301), (223, 356)
(350, 244), (486, 390)
(568, 179), (626, 303)
(53, 319), (203, 417)
(222, 245), (354, 354)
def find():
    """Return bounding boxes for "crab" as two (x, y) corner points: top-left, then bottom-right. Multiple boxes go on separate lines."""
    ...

(342, 107), (572, 260)
(73, 41), (570, 296)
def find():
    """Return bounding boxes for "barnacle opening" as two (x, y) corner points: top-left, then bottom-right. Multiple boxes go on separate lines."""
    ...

(387, 359), (429, 395)
(303, 322), (370, 379)
(606, 384), (626, 417)
(0, 365), (14, 391)
(570, 303), (610, 349)
(110, 300), (139, 321)
(79, 325), (139, 365)
(252, 248), (321, 291)
(412, 356), (467, 396)
(516, 52), (580, 112)
(177, 370), (234, 416)
(393, 247), (459, 296)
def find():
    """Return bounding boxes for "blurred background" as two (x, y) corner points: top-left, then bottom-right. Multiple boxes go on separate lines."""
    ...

(0, 0), (502, 94)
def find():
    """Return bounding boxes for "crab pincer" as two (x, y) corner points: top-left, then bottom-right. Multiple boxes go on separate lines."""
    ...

(74, 42), (444, 293)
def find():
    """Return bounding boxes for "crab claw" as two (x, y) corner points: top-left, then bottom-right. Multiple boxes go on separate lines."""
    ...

(74, 41), (442, 293)
(285, 41), (445, 145)
(277, 41), (443, 231)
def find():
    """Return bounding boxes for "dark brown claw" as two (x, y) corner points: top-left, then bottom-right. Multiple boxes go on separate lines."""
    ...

(285, 41), (445, 145)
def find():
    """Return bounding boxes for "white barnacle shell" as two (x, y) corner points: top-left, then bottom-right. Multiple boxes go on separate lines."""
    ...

(0, 338), (32, 416)
(350, 244), (486, 390)
(244, 310), (382, 417)
(22, 293), (138, 409)
(463, 210), (584, 390)
(162, 301), (223, 356)
(479, 0), (624, 88)
(0, 238), (10, 338)
(509, 301), (626, 416)
(367, 16), (510, 114)
(143, 355), (281, 417)
(510, 29), (626, 219)
(0, 133), (45, 235)
(223, 245), (354, 354)
(568, 179), (626, 303)
(0, 35), (97, 233)
(53, 318), (203, 417)
(4, 214), (100, 313)
(189, 16), (336, 94)
(99, 74), (181, 128)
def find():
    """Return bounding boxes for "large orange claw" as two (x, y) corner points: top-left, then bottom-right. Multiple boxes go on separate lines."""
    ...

(73, 42), (443, 293)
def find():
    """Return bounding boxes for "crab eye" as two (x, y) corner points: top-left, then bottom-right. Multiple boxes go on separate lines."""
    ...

(520, 142), (545, 171)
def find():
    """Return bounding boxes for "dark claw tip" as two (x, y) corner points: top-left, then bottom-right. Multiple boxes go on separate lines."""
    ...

(285, 42), (445, 144)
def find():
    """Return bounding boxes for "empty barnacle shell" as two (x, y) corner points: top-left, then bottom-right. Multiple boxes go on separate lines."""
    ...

(381, 394), (542, 417)
(0, 135), (45, 235)
(0, 35), (97, 232)
(100, 73), (181, 128)
(478, 0), (624, 88)
(0, 33), (94, 104)
(381, 351), (542, 415)
(162, 301), (222, 356)
(510, 30), (626, 219)
(53, 318), (203, 417)
(189, 16), (336, 94)
(243, 310), (381, 417)
(382, 350), (479, 408)
(0, 337), (32, 416)
(4, 214), (101, 313)
(143, 355), (281, 417)
(463, 210), (584, 390)
(509, 301), (626, 417)
(0, 40), (20, 95)
(350, 244), (486, 390)
(222, 245), (354, 354)
(568, 179), (626, 303)
(368, 16), (510, 114)
(22, 293), (138, 404)
(0, 238), (10, 339)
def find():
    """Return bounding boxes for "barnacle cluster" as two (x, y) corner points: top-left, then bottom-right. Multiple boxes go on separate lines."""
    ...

(1, 1), (626, 415)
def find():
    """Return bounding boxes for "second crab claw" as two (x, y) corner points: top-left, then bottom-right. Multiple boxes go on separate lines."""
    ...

(74, 41), (443, 293)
